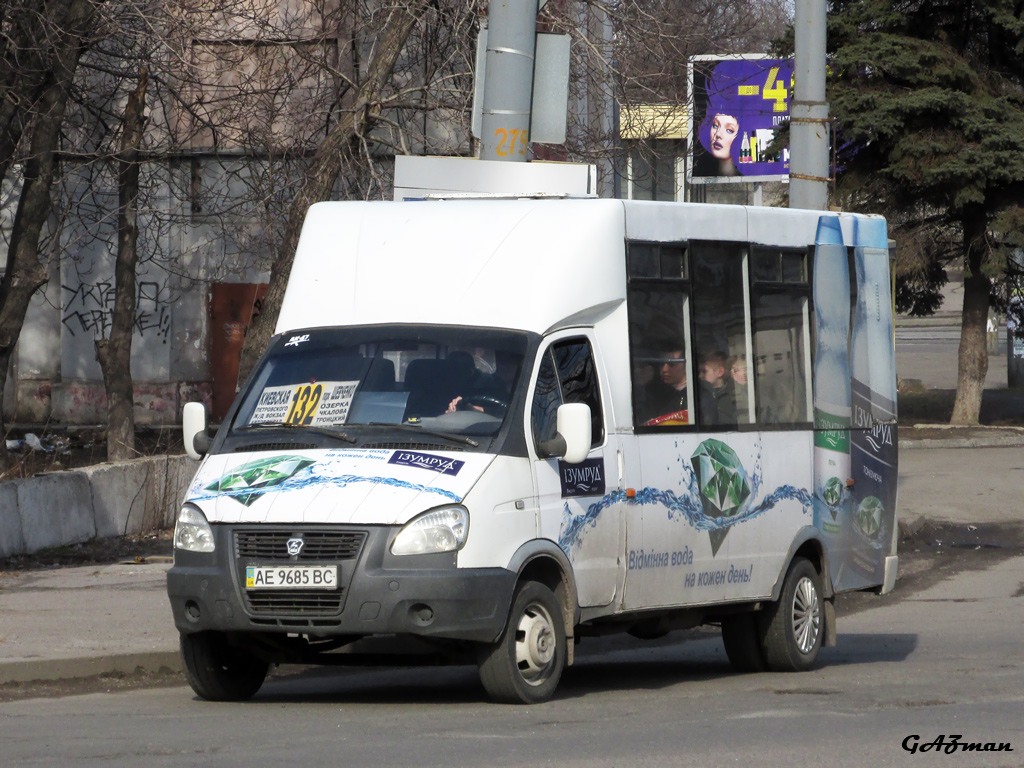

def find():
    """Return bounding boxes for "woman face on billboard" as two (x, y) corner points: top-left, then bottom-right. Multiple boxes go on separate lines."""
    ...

(710, 114), (739, 160)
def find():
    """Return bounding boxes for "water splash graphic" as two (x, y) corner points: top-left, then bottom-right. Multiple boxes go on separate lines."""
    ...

(558, 482), (813, 556)
(189, 470), (461, 506)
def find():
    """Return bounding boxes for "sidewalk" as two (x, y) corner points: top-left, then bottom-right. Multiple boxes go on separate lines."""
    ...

(0, 558), (180, 684)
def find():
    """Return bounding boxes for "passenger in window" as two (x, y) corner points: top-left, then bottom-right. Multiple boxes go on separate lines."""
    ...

(636, 349), (689, 426)
(728, 356), (749, 423)
(636, 348), (716, 427)
(699, 350), (736, 425)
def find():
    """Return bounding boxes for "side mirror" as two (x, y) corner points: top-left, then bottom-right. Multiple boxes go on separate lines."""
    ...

(183, 401), (211, 460)
(538, 403), (592, 463)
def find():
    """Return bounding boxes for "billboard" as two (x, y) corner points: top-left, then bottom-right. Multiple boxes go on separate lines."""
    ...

(688, 55), (794, 184)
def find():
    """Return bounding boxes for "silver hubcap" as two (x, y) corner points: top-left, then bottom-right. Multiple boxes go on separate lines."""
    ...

(792, 576), (820, 654)
(515, 601), (557, 686)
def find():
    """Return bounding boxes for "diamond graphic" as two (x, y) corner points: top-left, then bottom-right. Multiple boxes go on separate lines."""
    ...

(206, 455), (316, 506)
(823, 476), (843, 514)
(690, 439), (751, 555)
(855, 496), (884, 540)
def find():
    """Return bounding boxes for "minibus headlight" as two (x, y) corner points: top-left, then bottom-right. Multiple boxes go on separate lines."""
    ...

(391, 505), (469, 556)
(174, 505), (216, 553)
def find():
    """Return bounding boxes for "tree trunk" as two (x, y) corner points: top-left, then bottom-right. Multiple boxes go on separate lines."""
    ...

(950, 216), (991, 425)
(96, 67), (148, 463)
(0, 0), (101, 470)
(236, 1), (429, 387)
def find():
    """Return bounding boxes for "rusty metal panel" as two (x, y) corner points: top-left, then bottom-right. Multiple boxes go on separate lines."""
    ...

(209, 283), (267, 420)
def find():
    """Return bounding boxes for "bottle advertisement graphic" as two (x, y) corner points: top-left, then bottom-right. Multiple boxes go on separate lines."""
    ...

(847, 216), (899, 587)
(812, 216), (852, 588)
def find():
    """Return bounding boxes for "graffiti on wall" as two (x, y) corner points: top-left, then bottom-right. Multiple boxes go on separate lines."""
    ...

(61, 281), (172, 343)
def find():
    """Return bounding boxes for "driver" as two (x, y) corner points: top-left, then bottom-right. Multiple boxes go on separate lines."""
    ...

(446, 350), (518, 417)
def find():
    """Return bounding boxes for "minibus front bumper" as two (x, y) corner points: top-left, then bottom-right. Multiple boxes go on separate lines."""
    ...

(167, 524), (516, 644)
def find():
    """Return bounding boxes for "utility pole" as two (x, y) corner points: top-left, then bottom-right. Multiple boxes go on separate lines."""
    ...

(789, 0), (829, 210)
(480, 0), (540, 162)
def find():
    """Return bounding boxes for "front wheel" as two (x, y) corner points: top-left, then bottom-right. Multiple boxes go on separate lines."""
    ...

(180, 631), (269, 701)
(478, 581), (566, 704)
(760, 557), (823, 672)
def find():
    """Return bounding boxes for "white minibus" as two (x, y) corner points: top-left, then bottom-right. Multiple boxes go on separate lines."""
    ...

(169, 198), (898, 703)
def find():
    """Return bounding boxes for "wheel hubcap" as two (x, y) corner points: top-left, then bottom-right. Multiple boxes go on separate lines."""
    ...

(792, 576), (820, 654)
(515, 602), (556, 685)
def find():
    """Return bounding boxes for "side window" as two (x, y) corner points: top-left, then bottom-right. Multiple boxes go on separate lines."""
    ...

(627, 239), (812, 431)
(751, 247), (813, 425)
(690, 242), (748, 427)
(531, 338), (604, 450)
(627, 243), (694, 428)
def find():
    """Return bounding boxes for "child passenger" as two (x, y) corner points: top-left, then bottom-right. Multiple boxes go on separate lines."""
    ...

(728, 356), (749, 424)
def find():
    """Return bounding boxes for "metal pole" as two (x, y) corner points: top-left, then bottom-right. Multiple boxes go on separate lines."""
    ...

(480, 0), (539, 162)
(789, 0), (829, 210)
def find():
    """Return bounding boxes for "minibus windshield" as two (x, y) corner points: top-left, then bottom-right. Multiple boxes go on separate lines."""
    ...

(230, 326), (528, 440)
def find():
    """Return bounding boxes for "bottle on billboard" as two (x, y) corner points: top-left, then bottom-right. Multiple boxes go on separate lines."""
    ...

(847, 215), (898, 586)
(812, 216), (852, 588)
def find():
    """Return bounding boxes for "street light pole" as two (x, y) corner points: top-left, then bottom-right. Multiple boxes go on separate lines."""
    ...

(480, 0), (539, 162)
(789, 0), (830, 211)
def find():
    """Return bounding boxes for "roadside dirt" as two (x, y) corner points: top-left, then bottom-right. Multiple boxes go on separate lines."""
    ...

(0, 529), (173, 575)
(1, 426), (184, 482)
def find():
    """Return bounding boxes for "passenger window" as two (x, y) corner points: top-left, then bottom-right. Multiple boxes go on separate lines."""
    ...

(627, 240), (813, 431)
(627, 241), (694, 429)
(690, 242), (749, 427)
(531, 339), (604, 451)
(750, 247), (813, 426)
(628, 285), (693, 428)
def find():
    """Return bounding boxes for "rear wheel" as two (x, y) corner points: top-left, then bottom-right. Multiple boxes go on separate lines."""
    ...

(478, 581), (566, 704)
(180, 631), (269, 701)
(760, 557), (823, 671)
(721, 613), (765, 672)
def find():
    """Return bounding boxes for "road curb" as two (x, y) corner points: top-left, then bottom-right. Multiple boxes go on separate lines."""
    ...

(901, 435), (1024, 449)
(901, 424), (1024, 450)
(0, 651), (181, 686)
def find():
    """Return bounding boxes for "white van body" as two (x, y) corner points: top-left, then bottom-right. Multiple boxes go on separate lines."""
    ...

(169, 198), (899, 703)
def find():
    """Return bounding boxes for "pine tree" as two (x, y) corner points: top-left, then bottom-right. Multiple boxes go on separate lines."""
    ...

(826, 0), (1024, 424)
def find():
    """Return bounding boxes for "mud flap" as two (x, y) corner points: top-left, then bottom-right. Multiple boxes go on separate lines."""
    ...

(823, 598), (837, 648)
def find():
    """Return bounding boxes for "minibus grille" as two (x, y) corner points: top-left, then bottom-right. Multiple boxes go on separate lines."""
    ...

(234, 530), (367, 561)
(244, 590), (345, 616)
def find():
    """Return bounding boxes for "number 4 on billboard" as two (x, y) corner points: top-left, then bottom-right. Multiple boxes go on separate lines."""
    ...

(763, 66), (788, 113)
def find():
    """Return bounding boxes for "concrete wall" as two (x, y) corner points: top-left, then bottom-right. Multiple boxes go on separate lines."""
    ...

(0, 455), (196, 558)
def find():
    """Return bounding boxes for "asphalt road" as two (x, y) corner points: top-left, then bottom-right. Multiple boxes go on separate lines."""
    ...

(1, 529), (1021, 768)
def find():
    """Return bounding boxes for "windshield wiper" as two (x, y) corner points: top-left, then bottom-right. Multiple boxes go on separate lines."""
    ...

(366, 422), (479, 448)
(236, 422), (357, 444)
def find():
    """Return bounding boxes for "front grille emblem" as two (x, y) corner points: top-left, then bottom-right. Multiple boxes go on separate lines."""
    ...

(286, 537), (305, 557)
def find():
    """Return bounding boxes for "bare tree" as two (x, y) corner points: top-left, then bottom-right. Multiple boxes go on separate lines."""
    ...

(234, 0), (446, 384)
(0, 0), (105, 469)
(95, 66), (148, 462)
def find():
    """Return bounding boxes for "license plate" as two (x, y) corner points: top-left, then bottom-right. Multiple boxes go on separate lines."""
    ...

(245, 565), (338, 590)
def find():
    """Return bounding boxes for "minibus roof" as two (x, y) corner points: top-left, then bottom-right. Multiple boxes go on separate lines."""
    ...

(276, 198), (875, 335)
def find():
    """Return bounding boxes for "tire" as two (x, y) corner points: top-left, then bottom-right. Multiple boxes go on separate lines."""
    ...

(760, 557), (823, 672)
(478, 581), (567, 704)
(180, 631), (269, 702)
(721, 613), (766, 672)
